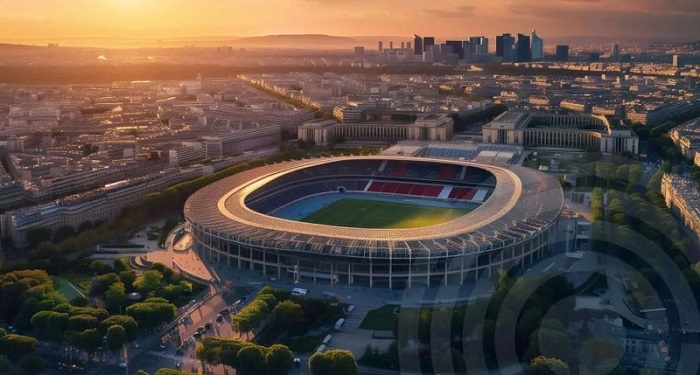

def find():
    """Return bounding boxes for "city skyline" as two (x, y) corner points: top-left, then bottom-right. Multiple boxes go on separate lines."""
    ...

(1, 0), (699, 46)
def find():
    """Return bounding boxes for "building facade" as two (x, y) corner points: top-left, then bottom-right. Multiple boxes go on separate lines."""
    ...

(482, 110), (639, 154)
(298, 114), (454, 145)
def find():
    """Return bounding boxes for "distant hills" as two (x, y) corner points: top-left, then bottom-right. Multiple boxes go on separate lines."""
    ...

(0, 34), (696, 50)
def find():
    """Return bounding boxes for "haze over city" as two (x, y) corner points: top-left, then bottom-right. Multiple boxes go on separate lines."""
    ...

(1, 1), (700, 375)
(1, 0), (699, 47)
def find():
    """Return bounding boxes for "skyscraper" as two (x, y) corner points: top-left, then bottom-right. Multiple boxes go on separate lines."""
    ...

(496, 33), (515, 61)
(389, 41), (393, 50)
(445, 40), (465, 59)
(424, 37), (435, 52)
(400, 42), (405, 49)
(378, 41), (383, 53)
(354, 46), (365, 61)
(469, 36), (488, 55)
(414, 34), (423, 55)
(516, 33), (531, 62)
(611, 42), (620, 60)
(555, 45), (569, 61)
(531, 30), (543, 60)
(462, 41), (472, 61)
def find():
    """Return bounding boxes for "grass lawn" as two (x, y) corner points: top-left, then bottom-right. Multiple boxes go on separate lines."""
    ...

(301, 199), (470, 229)
(54, 276), (89, 300)
(59, 273), (92, 294)
(359, 305), (398, 331)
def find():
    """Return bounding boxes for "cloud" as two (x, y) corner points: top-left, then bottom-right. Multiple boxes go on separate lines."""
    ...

(424, 5), (476, 18)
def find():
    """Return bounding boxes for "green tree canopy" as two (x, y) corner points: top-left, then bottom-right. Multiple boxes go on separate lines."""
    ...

(133, 270), (164, 294)
(235, 345), (266, 375)
(106, 324), (127, 351)
(309, 350), (357, 375)
(526, 356), (570, 375)
(272, 300), (304, 335)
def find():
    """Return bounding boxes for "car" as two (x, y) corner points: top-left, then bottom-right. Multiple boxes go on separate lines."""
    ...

(197, 326), (205, 333)
(119, 362), (128, 368)
(219, 309), (230, 315)
(294, 358), (301, 368)
(193, 332), (202, 339)
(216, 314), (223, 323)
(160, 343), (167, 349)
(133, 342), (140, 349)
(175, 362), (182, 369)
(204, 322), (212, 330)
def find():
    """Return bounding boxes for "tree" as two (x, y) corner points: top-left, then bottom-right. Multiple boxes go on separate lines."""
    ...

(258, 285), (290, 301)
(526, 356), (570, 375)
(119, 271), (137, 291)
(133, 270), (164, 294)
(26, 227), (52, 249)
(272, 300), (304, 335)
(309, 350), (357, 375)
(266, 344), (294, 375)
(135, 371), (149, 375)
(99, 315), (138, 340)
(236, 345), (266, 375)
(309, 351), (334, 375)
(68, 314), (99, 332)
(126, 301), (176, 330)
(54, 226), (77, 243)
(257, 293), (278, 310)
(80, 328), (101, 353)
(0, 334), (38, 361)
(106, 324), (127, 351)
(105, 282), (128, 313)
(89, 260), (113, 275)
(33, 241), (59, 260)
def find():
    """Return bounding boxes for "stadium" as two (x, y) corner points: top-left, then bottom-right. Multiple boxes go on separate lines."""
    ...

(184, 156), (564, 289)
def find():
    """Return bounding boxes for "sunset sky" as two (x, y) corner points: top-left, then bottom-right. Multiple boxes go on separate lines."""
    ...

(1, 0), (698, 43)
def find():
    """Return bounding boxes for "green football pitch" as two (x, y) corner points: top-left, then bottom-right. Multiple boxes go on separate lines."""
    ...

(301, 198), (470, 229)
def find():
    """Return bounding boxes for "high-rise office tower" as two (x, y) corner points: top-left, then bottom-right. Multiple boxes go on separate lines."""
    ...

(389, 41), (394, 50)
(401, 42), (405, 49)
(531, 30), (543, 60)
(611, 42), (619, 60)
(555, 45), (569, 61)
(496, 33), (515, 61)
(424, 37), (435, 52)
(445, 40), (465, 59)
(414, 34), (423, 55)
(354, 46), (365, 61)
(516, 33), (532, 62)
(469, 36), (488, 55)
(462, 41), (472, 61)
(407, 42), (412, 49)
(378, 41), (383, 53)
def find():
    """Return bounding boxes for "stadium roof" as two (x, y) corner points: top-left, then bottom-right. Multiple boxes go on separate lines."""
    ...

(184, 156), (563, 259)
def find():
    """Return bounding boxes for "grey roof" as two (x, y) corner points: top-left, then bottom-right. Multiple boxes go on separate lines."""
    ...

(184, 156), (563, 259)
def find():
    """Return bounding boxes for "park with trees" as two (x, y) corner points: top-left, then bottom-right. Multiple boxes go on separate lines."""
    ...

(0, 257), (207, 372)
(232, 286), (345, 353)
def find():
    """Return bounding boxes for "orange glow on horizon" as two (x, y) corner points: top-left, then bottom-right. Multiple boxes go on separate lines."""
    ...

(0, 0), (697, 46)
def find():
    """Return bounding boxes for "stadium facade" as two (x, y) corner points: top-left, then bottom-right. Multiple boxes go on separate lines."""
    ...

(184, 156), (564, 289)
